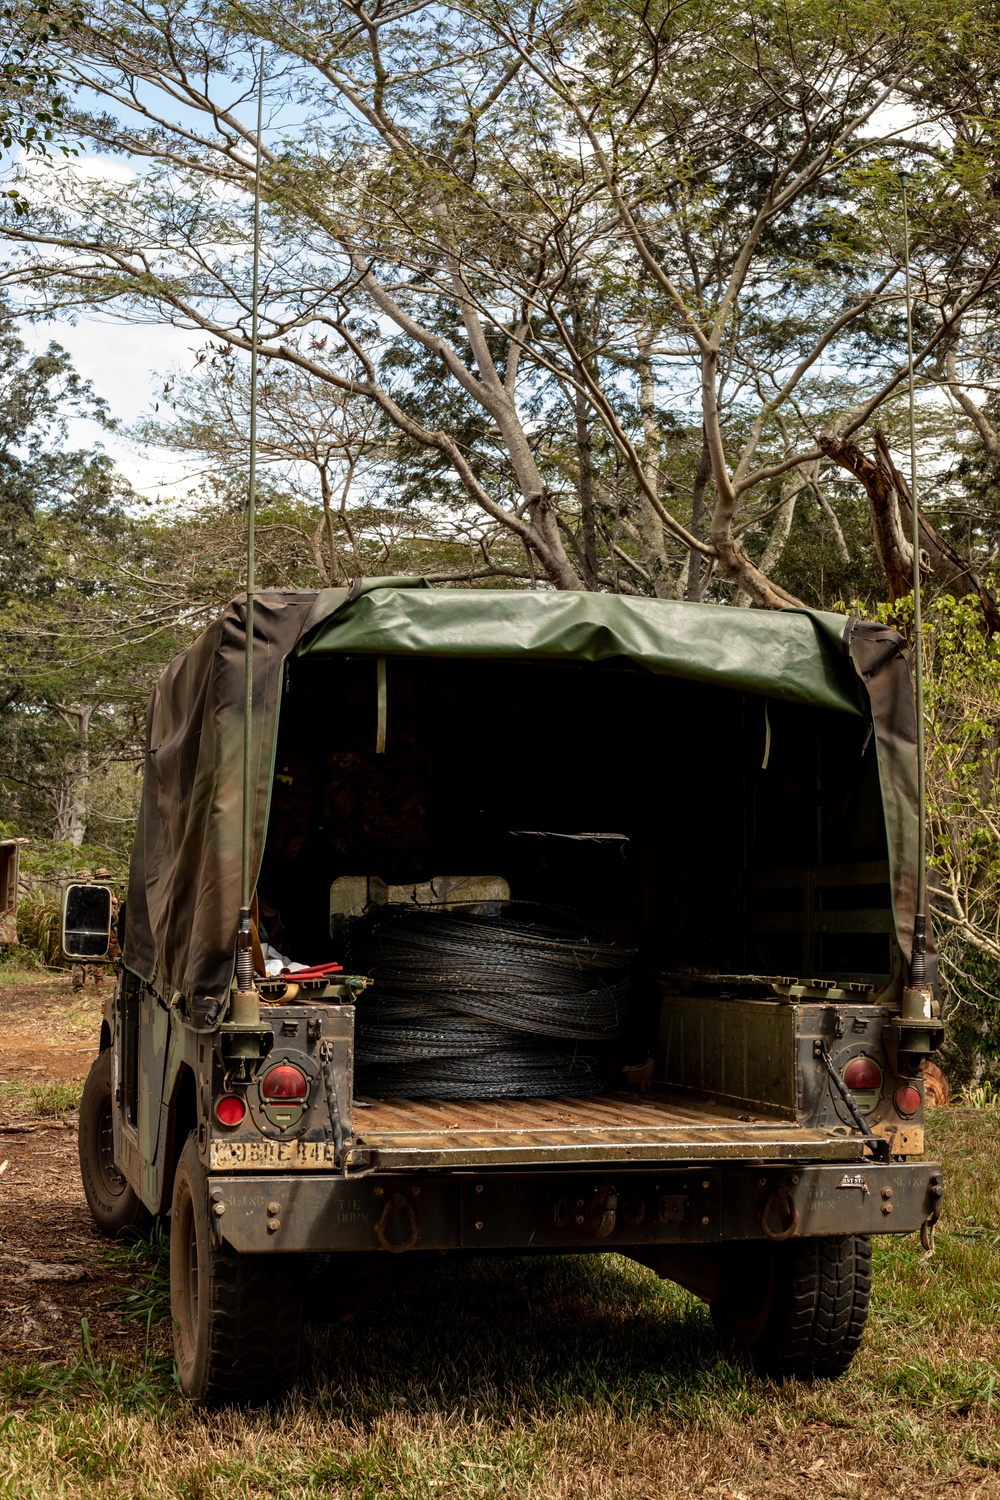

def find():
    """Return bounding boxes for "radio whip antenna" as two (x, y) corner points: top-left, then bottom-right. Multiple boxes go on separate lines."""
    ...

(236, 47), (266, 994)
(900, 169), (928, 988)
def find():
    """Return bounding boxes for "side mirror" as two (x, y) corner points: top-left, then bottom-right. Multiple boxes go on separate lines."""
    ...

(61, 883), (113, 961)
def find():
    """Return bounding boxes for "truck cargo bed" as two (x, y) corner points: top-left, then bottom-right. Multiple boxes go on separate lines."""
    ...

(350, 1089), (866, 1169)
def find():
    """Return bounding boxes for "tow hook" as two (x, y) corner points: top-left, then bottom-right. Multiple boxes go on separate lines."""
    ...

(921, 1172), (944, 1258)
(209, 1188), (225, 1249)
(585, 1185), (619, 1239)
(374, 1192), (421, 1253)
(759, 1181), (800, 1242)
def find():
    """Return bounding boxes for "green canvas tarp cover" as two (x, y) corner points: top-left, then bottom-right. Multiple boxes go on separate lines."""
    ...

(124, 579), (927, 1025)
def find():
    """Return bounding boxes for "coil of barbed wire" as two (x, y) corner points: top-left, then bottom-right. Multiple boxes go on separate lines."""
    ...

(355, 1040), (603, 1100)
(351, 906), (631, 1098)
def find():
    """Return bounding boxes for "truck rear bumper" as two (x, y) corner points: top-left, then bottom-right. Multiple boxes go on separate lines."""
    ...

(212, 1159), (943, 1255)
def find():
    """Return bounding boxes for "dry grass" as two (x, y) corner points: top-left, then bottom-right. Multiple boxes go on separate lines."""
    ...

(1, 1110), (998, 1500)
(0, 960), (52, 989)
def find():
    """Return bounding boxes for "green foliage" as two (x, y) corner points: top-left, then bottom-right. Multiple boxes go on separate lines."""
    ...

(0, 300), (197, 856)
(17, 838), (127, 885)
(936, 935), (1000, 1090)
(0, 0), (81, 216)
(847, 592), (1000, 1081)
(767, 475), (885, 611)
(29, 1078), (83, 1115)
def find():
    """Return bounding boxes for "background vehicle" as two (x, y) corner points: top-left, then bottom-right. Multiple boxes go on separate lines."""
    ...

(0, 838), (21, 947)
(76, 580), (944, 1402)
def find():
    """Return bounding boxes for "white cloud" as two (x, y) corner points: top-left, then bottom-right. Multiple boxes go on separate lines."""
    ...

(21, 315), (222, 501)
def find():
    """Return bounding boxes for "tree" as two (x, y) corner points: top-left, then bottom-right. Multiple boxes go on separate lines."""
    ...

(6, 0), (1000, 600)
(149, 349), (381, 585)
(139, 348), (522, 585)
(0, 301), (181, 849)
(0, 0), (81, 214)
(920, 597), (1000, 966)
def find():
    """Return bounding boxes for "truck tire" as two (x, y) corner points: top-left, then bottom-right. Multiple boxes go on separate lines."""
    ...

(169, 1133), (303, 1404)
(78, 1049), (151, 1238)
(712, 1234), (872, 1379)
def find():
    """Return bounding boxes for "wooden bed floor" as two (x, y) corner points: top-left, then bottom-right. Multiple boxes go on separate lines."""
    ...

(349, 1089), (865, 1168)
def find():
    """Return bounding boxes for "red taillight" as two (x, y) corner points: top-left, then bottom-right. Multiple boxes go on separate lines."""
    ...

(215, 1093), (246, 1127)
(843, 1056), (883, 1093)
(895, 1083), (922, 1117)
(260, 1064), (308, 1102)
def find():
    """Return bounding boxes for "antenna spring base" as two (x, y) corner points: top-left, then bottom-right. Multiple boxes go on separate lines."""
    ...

(236, 904), (254, 992)
(909, 913), (927, 987)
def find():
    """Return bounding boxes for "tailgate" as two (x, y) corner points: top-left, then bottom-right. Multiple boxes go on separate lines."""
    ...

(348, 1090), (867, 1170)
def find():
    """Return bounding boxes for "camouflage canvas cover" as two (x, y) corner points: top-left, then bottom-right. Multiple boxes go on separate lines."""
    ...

(124, 578), (928, 1026)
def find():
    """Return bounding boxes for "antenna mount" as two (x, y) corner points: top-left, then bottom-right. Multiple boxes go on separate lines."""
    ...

(236, 47), (266, 997)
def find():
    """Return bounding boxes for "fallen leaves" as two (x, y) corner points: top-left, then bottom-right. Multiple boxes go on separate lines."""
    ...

(0, 1256), (87, 1282)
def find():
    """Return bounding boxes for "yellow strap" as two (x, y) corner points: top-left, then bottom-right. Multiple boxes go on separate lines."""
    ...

(376, 655), (387, 753)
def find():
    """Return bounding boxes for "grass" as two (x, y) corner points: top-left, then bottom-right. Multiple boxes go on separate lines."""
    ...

(0, 958), (49, 987)
(959, 1080), (1000, 1110)
(102, 1222), (173, 1338)
(1, 1110), (998, 1499)
(0, 1077), (83, 1117)
(53, 991), (106, 1039)
(0, 1324), (175, 1417)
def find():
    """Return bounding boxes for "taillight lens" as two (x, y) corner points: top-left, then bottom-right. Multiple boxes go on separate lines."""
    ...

(843, 1056), (883, 1093)
(895, 1083), (922, 1117)
(260, 1063), (309, 1102)
(215, 1093), (246, 1127)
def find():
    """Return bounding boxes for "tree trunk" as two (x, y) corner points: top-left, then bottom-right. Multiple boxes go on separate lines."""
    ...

(733, 468), (804, 608)
(821, 429), (1000, 631)
(757, 466), (806, 577)
(685, 431), (713, 602)
(702, 349), (802, 608)
(318, 464), (342, 586)
(873, 432), (1000, 635)
(570, 299), (600, 590)
(637, 336), (676, 598)
(818, 432), (915, 599)
(52, 704), (93, 847)
(572, 386), (599, 589)
(812, 474), (851, 564)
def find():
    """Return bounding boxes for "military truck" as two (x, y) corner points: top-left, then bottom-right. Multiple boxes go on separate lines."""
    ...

(76, 580), (944, 1403)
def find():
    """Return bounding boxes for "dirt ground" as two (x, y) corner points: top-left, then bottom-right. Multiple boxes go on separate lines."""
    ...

(0, 973), (144, 1362)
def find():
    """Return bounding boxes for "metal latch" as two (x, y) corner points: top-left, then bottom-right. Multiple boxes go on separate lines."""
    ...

(318, 1039), (345, 1169)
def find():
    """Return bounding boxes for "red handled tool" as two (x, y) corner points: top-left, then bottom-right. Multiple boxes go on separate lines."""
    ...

(276, 960), (344, 981)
